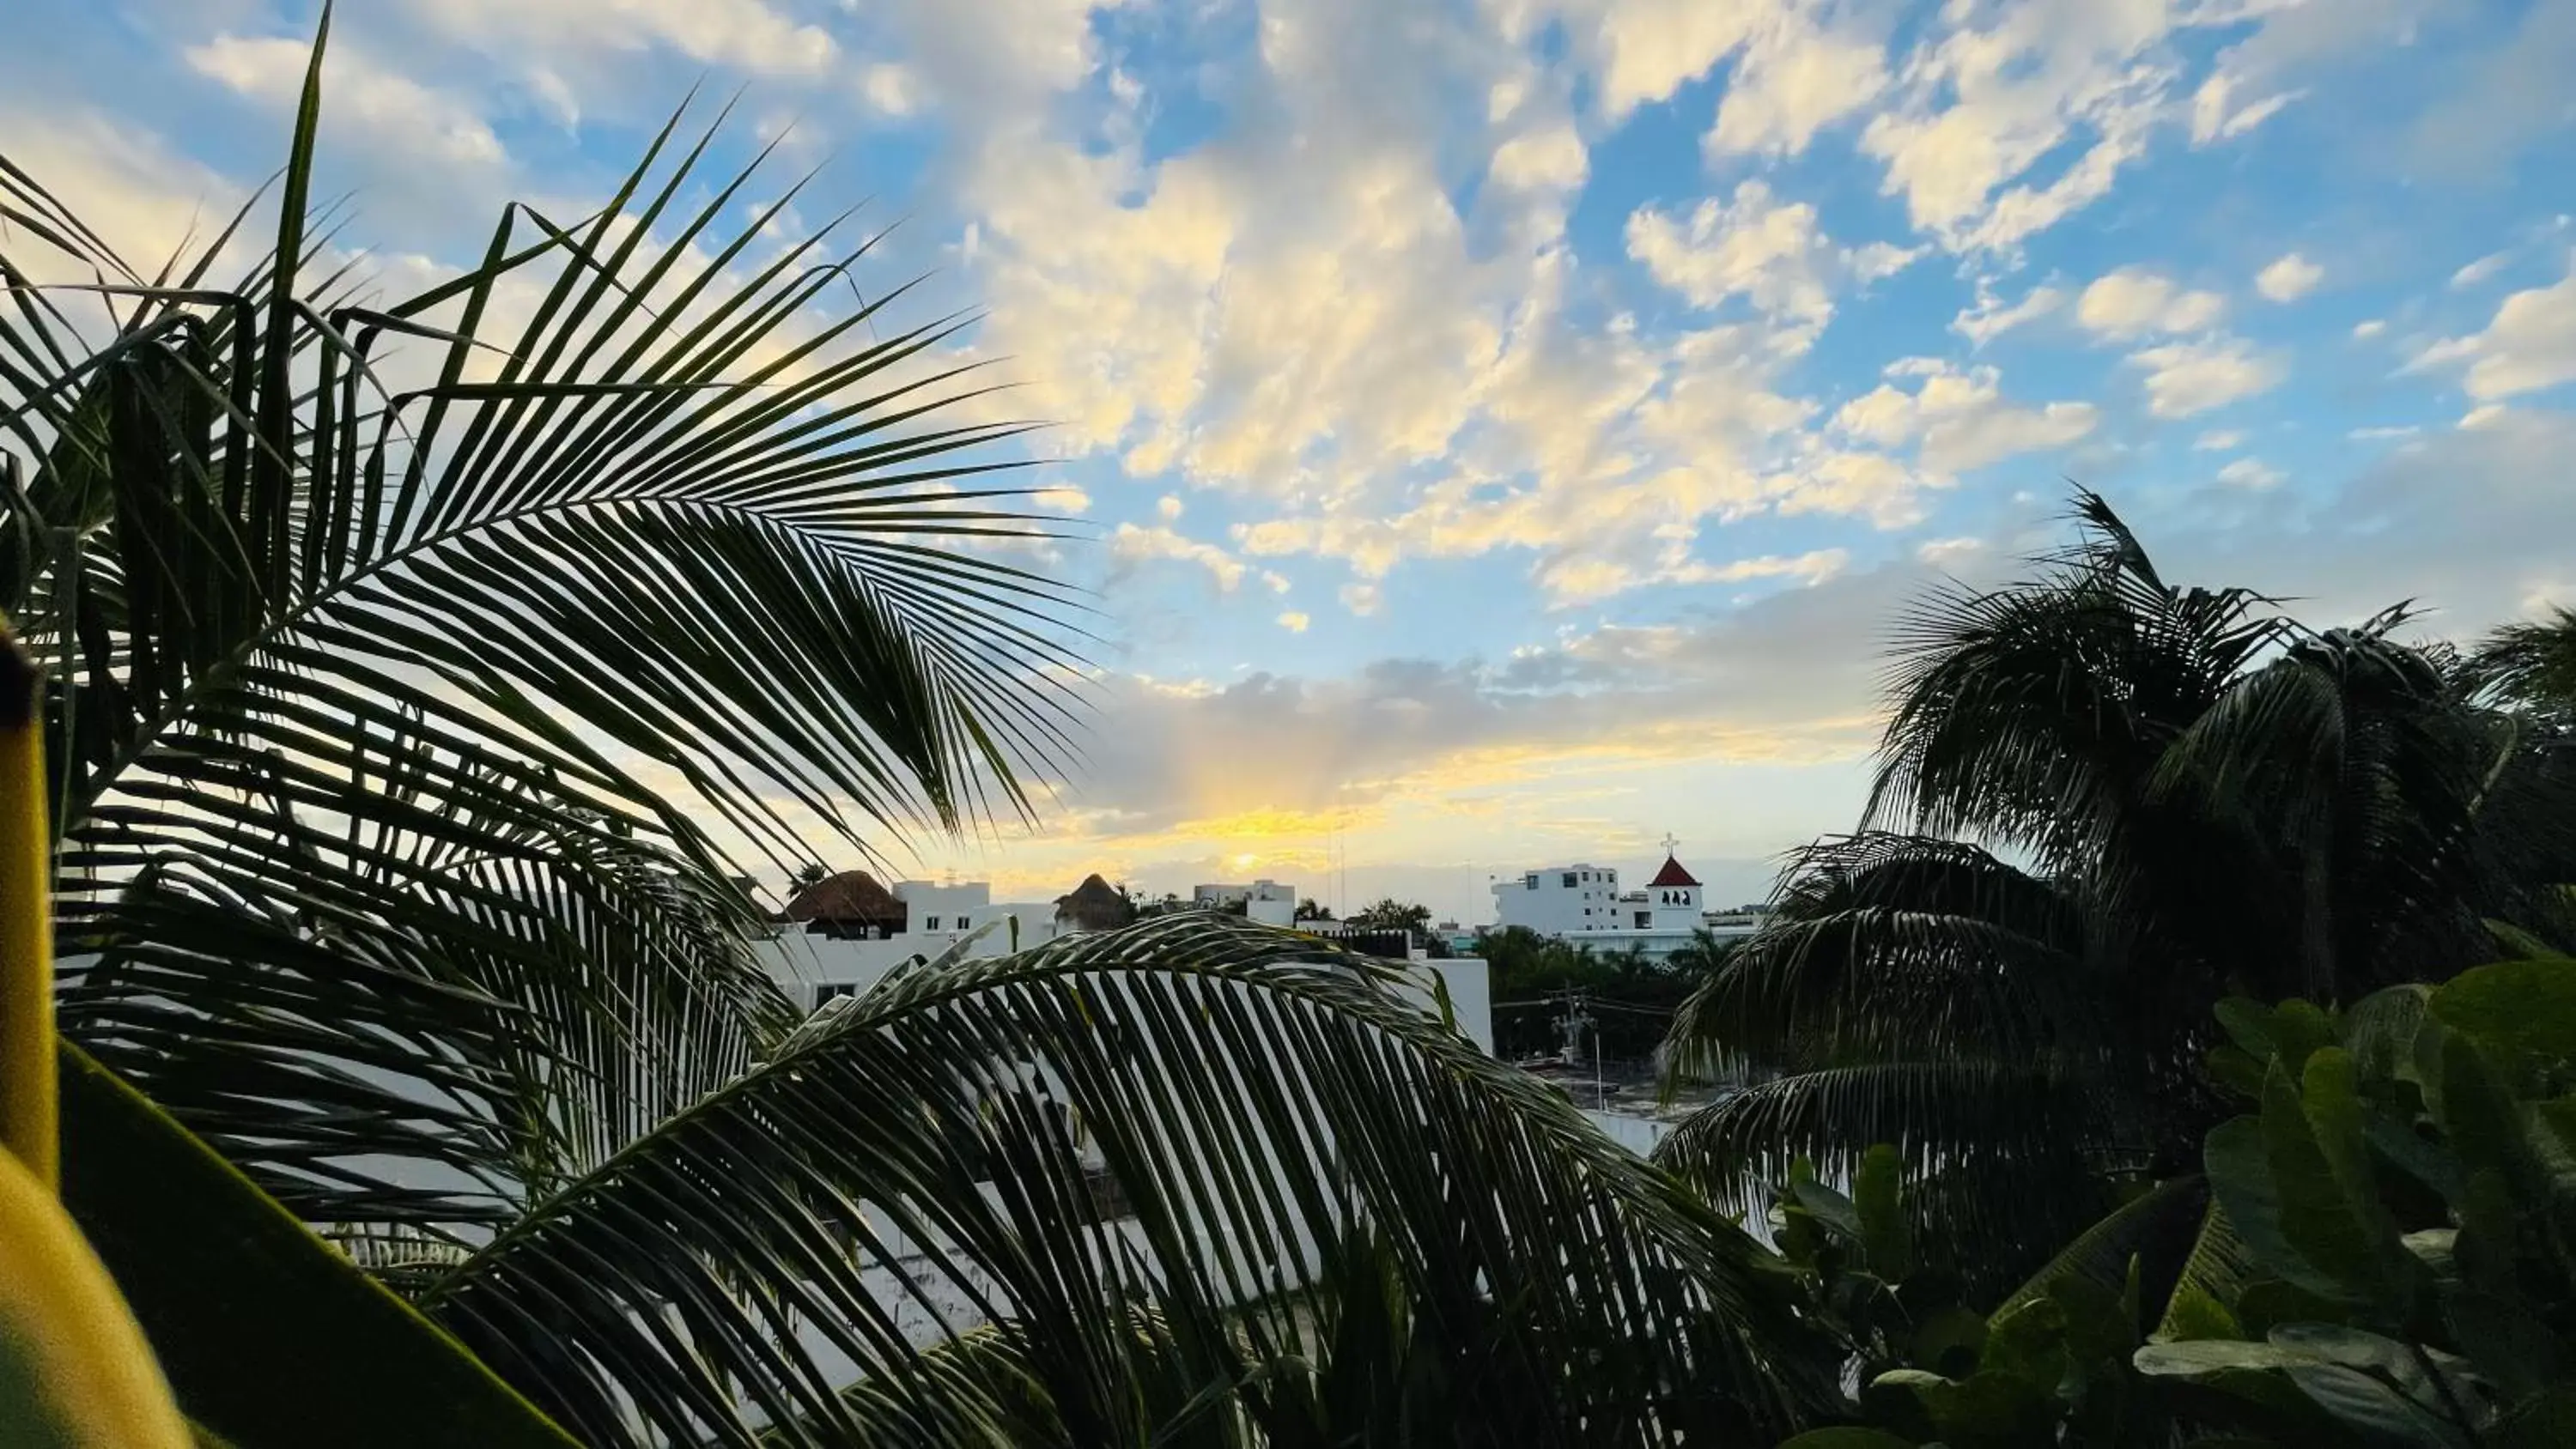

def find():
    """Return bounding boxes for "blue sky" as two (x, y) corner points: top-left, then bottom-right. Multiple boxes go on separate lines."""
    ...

(12, 0), (2575, 921)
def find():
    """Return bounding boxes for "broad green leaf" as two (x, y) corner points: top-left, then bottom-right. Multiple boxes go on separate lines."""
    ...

(2049, 1275), (2136, 1367)
(2256, 1060), (2385, 1305)
(2430, 958), (2576, 1061)
(1909, 1304), (1989, 1379)
(2432, 962), (2576, 1065)
(2282, 1363), (2470, 1449)
(2207, 1116), (2329, 1298)
(56, 1044), (579, 1449)
(2159, 1282), (2242, 1343)
(2136, 1340), (2330, 1376)
(1854, 1143), (1912, 1279)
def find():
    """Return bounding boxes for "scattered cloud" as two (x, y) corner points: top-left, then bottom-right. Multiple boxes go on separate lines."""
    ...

(2415, 252), (2576, 402)
(2216, 457), (2285, 489)
(1110, 524), (1250, 592)
(1951, 280), (2064, 347)
(1704, 13), (1889, 159)
(1625, 181), (1838, 342)
(2129, 335), (2287, 418)
(1277, 611), (1311, 634)
(1832, 360), (2098, 476)
(187, 33), (505, 174)
(2076, 267), (2227, 341)
(2453, 252), (2512, 288)
(2354, 318), (2388, 339)
(2194, 430), (2245, 451)
(2256, 252), (2324, 303)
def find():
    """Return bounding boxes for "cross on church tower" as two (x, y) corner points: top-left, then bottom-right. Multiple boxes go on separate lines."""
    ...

(1660, 832), (1680, 858)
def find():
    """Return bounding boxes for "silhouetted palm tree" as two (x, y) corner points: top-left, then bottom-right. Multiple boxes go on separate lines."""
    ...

(1660, 495), (2576, 1299)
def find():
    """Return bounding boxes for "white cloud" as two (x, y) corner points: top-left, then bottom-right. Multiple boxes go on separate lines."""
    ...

(2255, 252), (2324, 303)
(1036, 486), (1092, 513)
(2189, 73), (2300, 144)
(2348, 424), (2420, 440)
(2076, 267), (2227, 341)
(409, 0), (836, 77)
(1110, 524), (1250, 592)
(2129, 335), (2287, 418)
(1856, 0), (2178, 254)
(2453, 252), (2512, 288)
(1277, 610), (1312, 634)
(2189, 0), (2428, 148)
(1514, 0), (1766, 121)
(1339, 581), (1382, 616)
(1625, 181), (1837, 340)
(860, 64), (923, 116)
(1831, 360), (2098, 476)
(1704, 14), (1889, 158)
(188, 34), (505, 173)
(2353, 318), (2387, 339)
(1157, 494), (1186, 522)
(1489, 122), (1591, 192)
(2216, 457), (2285, 489)
(1916, 537), (1983, 567)
(1951, 281), (2064, 347)
(2415, 252), (2576, 402)
(2194, 429), (2245, 451)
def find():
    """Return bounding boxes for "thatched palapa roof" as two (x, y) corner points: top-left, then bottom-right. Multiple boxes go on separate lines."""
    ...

(1054, 874), (1133, 931)
(784, 870), (906, 929)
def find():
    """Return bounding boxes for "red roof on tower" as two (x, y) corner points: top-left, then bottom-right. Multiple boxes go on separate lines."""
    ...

(1647, 854), (1699, 888)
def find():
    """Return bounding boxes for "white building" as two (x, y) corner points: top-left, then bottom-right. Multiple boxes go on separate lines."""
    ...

(1190, 878), (1296, 927)
(761, 873), (1078, 1009)
(1490, 851), (1762, 961)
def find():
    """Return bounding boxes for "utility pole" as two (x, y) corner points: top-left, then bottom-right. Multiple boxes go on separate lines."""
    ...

(1552, 987), (1596, 1110)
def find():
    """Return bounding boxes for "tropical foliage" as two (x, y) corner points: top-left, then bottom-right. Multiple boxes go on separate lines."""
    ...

(1785, 965), (2576, 1447)
(10, 15), (2576, 1449)
(1, 19), (1827, 1446)
(1660, 495), (2576, 1299)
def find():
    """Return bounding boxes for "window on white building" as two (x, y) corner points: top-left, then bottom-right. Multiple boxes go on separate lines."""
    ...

(1561, 872), (1578, 888)
(1634, 911), (1651, 929)
(957, 914), (970, 928)
(926, 915), (941, 930)
(1525, 874), (1539, 889)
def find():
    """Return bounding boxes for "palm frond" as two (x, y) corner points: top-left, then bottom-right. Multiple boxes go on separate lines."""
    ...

(416, 916), (1835, 1446)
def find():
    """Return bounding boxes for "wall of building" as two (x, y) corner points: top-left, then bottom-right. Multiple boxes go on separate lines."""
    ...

(763, 924), (1495, 1058)
(1192, 878), (1297, 928)
(1491, 864), (1625, 937)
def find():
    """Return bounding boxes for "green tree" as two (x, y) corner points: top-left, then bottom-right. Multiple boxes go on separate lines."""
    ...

(1, 28), (1829, 1446)
(2470, 603), (2576, 718)
(1662, 494), (2576, 1300)
(1294, 896), (1334, 921)
(1348, 897), (1433, 934)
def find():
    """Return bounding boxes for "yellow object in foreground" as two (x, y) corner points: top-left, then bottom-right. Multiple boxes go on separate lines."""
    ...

(0, 1144), (191, 1448)
(0, 625), (51, 1188)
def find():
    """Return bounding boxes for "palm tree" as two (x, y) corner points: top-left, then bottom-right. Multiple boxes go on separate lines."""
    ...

(2470, 603), (2576, 718)
(3, 23), (1826, 1444)
(1659, 495), (2576, 1300)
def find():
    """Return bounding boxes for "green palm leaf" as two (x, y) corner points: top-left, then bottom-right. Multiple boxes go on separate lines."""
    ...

(420, 915), (1835, 1446)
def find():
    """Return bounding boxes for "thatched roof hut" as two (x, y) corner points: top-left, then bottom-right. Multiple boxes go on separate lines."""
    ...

(784, 870), (907, 939)
(1054, 874), (1133, 931)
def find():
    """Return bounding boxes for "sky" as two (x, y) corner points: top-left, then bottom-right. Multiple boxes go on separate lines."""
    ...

(10, 0), (2576, 924)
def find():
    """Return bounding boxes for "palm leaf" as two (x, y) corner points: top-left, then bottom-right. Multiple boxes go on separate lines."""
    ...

(419, 915), (1836, 1446)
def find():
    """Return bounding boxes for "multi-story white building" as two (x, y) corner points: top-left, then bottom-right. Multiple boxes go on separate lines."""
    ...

(1490, 850), (1762, 961)
(1190, 878), (1297, 927)
(761, 874), (1076, 1009)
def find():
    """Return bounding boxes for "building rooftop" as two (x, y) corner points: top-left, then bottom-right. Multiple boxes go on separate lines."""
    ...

(1646, 853), (1700, 888)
